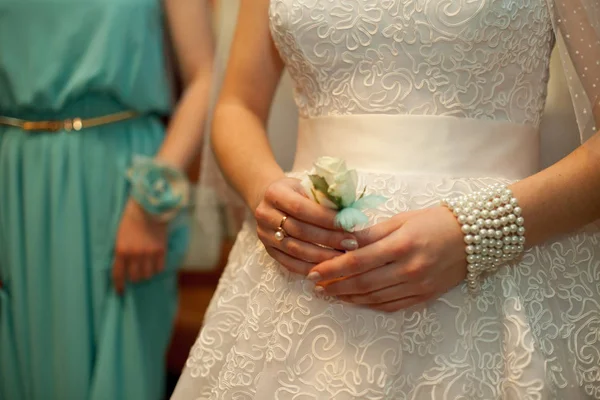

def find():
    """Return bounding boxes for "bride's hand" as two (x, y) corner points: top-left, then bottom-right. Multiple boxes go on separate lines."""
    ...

(253, 177), (359, 276)
(307, 207), (467, 312)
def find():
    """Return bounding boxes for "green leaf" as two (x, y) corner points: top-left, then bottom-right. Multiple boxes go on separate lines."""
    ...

(327, 194), (344, 209)
(309, 175), (330, 194)
(310, 188), (320, 205)
(358, 186), (367, 200)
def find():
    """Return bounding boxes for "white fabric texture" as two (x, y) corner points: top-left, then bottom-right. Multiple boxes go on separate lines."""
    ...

(174, 1), (600, 399)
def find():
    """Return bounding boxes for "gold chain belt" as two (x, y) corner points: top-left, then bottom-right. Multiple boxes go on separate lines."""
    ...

(0, 110), (139, 132)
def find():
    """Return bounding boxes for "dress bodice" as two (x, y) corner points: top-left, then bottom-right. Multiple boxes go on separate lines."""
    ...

(269, 0), (555, 126)
(0, 0), (171, 115)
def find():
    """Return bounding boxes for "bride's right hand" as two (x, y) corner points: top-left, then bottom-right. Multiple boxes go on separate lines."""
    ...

(253, 177), (359, 276)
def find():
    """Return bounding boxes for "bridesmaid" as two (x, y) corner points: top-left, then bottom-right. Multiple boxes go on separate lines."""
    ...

(0, 0), (213, 399)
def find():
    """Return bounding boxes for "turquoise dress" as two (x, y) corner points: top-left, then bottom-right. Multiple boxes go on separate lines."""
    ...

(0, 1), (190, 399)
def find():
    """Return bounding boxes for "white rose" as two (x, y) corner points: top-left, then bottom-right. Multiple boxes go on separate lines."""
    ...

(313, 156), (348, 186)
(300, 176), (338, 209)
(328, 169), (358, 207)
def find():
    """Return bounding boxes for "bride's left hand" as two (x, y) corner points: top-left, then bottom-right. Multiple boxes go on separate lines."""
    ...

(307, 207), (468, 312)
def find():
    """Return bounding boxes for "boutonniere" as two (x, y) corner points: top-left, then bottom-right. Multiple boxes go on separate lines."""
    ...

(300, 156), (386, 231)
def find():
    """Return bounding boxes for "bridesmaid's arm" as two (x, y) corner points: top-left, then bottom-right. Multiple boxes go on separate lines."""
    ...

(154, 0), (215, 169)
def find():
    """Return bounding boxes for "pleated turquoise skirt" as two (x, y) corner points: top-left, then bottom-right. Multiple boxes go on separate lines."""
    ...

(0, 97), (190, 400)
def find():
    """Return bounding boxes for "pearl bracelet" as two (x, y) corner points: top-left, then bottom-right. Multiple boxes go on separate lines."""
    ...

(441, 184), (526, 293)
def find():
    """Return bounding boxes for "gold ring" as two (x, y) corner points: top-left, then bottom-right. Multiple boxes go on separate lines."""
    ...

(275, 215), (288, 241)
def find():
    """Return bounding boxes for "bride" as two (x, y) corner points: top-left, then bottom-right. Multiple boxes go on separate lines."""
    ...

(174, 0), (600, 398)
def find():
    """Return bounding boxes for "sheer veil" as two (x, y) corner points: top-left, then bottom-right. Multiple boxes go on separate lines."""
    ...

(545, 0), (600, 142)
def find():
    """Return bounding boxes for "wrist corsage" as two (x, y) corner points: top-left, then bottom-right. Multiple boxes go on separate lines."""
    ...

(126, 155), (190, 222)
(300, 156), (385, 231)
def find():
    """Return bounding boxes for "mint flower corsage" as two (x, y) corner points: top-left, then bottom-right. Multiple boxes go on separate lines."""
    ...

(300, 156), (385, 231)
(127, 155), (190, 222)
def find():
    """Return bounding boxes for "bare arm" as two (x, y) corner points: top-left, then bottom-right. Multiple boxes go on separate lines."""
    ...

(111, 0), (214, 293)
(512, 134), (600, 246)
(155, 0), (215, 169)
(211, 0), (286, 210)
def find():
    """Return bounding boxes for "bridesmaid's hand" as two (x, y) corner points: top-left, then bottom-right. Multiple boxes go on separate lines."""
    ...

(112, 199), (168, 294)
(307, 207), (467, 312)
(253, 177), (359, 276)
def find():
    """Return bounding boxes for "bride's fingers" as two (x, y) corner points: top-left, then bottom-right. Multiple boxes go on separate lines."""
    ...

(255, 207), (358, 250)
(262, 183), (340, 230)
(368, 293), (436, 313)
(258, 227), (344, 263)
(264, 246), (316, 275)
(324, 260), (422, 296)
(309, 233), (408, 283)
(338, 282), (423, 305)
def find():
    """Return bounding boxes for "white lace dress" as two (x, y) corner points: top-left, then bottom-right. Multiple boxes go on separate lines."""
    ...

(173, 1), (600, 399)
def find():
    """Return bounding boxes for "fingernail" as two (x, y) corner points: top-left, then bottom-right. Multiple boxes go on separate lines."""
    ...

(314, 285), (325, 294)
(341, 239), (358, 250)
(307, 271), (322, 282)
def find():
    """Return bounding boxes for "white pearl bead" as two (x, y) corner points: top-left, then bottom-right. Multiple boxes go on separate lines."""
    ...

(492, 219), (502, 229)
(485, 202), (494, 210)
(510, 198), (518, 206)
(510, 224), (518, 233)
(519, 236), (526, 244)
(517, 244), (524, 252)
(503, 236), (512, 244)
(516, 217), (525, 226)
(518, 226), (526, 235)
(465, 235), (474, 244)
(493, 198), (502, 207)
(467, 215), (476, 224)
(497, 206), (506, 216)
(482, 239), (490, 247)
(467, 255), (477, 263)
(479, 229), (488, 237)
(484, 219), (493, 228)
(500, 217), (508, 226)
(513, 206), (522, 216)
(473, 235), (482, 244)
(467, 264), (477, 272)
(458, 215), (467, 224)
(467, 272), (478, 280)
(495, 230), (503, 239)
(502, 226), (511, 236)
(507, 214), (516, 223)
(453, 208), (462, 216)
(504, 204), (513, 213)
(461, 224), (471, 234)
(274, 230), (285, 241)
(487, 229), (495, 238)
(472, 209), (481, 217)
(481, 210), (490, 218)
(511, 235), (519, 244)
(466, 245), (475, 255)
(490, 210), (499, 219)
